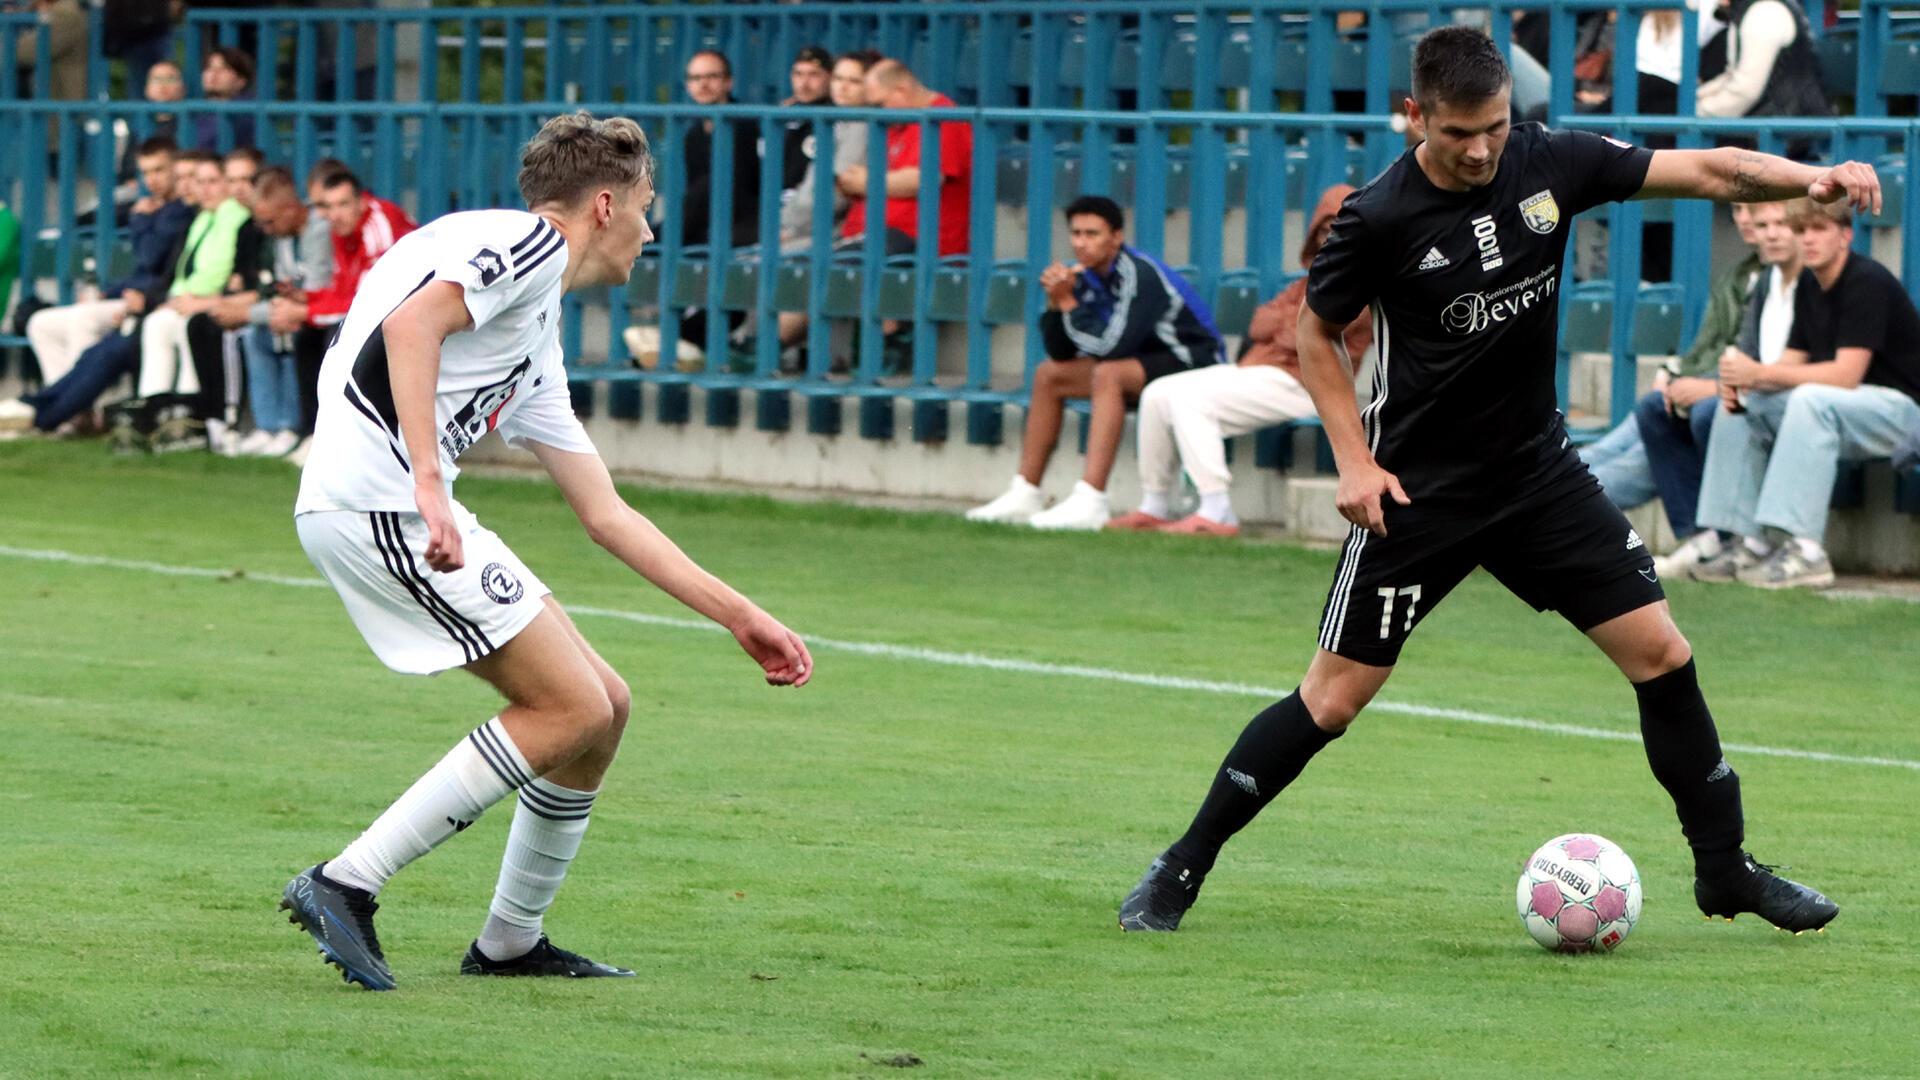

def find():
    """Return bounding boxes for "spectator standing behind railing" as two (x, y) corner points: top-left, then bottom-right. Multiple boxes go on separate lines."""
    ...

(1690, 199), (1920, 588)
(1648, 200), (1802, 577)
(116, 59), (185, 188)
(102, 0), (176, 96)
(137, 150), (249, 400)
(1107, 184), (1373, 539)
(10, 0), (84, 100)
(191, 45), (256, 152)
(0, 137), (193, 435)
(1696, 0), (1830, 123)
(968, 196), (1223, 531)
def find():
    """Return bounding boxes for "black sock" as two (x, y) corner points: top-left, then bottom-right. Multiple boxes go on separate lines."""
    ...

(1166, 691), (1341, 879)
(1635, 659), (1745, 877)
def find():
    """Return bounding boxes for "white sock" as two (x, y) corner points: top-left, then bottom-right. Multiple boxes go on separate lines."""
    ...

(1072, 480), (1108, 504)
(1794, 537), (1826, 561)
(475, 778), (599, 962)
(1685, 531), (1723, 560)
(326, 717), (533, 896)
(1010, 474), (1040, 496)
(1741, 535), (1774, 558)
(1139, 490), (1172, 518)
(1197, 492), (1236, 524)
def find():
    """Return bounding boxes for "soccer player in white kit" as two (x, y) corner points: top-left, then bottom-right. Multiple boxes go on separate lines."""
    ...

(280, 113), (813, 990)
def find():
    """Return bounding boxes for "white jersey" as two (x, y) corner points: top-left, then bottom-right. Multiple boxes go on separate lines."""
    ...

(295, 209), (595, 515)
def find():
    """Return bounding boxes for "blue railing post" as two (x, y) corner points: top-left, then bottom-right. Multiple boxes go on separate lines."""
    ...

(967, 116), (999, 390)
(911, 115), (941, 386)
(706, 111), (736, 366)
(858, 114), (888, 383)
(804, 115), (835, 381)
(1023, 116), (1057, 382)
(754, 111), (784, 379)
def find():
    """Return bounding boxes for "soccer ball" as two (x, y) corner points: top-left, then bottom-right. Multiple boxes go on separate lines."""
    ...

(1515, 833), (1642, 953)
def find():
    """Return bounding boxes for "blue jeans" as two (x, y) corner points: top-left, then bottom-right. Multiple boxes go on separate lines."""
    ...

(241, 325), (299, 432)
(1634, 391), (1719, 538)
(23, 332), (138, 430)
(1696, 384), (1920, 542)
(1578, 406), (1656, 510)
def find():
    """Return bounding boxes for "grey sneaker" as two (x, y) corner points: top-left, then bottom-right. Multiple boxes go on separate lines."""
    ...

(1689, 543), (1765, 583)
(1737, 545), (1835, 590)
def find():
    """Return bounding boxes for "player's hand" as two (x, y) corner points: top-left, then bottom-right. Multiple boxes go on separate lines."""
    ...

(1336, 459), (1411, 537)
(730, 608), (813, 687)
(414, 482), (464, 572)
(1808, 160), (1881, 217)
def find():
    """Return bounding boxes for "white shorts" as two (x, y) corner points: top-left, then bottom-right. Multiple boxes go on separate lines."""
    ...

(296, 505), (551, 675)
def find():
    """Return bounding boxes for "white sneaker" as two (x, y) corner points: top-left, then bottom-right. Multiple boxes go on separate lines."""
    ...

(1653, 531), (1721, 579)
(234, 428), (277, 456)
(0, 398), (35, 429)
(1029, 481), (1111, 531)
(285, 435), (312, 468)
(263, 430), (301, 457)
(206, 418), (237, 456)
(965, 476), (1048, 523)
(623, 324), (706, 372)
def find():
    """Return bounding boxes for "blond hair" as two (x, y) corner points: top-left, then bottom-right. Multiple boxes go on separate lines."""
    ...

(1784, 196), (1850, 231)
(518, 111), (654, 210)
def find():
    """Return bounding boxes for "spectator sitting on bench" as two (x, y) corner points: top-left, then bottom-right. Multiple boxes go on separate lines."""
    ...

(1690, 198), (1920, 589)
(1107, 184), (1373, 538)
(0, 137), (193, 433)
(136, 149), (250, 402)
(1648, 200), (1803, 577)
(968, 196), (1223, 530)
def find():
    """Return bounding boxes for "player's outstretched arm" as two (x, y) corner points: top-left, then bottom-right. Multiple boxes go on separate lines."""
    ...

(1635, 147), (1881, 215)
(382, 281), (479, 571)
(529, 440), (813, 687)
(1298, 305), (1409, 537)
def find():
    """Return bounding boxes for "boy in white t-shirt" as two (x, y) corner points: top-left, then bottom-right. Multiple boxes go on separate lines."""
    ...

(281, 112), (813, 990)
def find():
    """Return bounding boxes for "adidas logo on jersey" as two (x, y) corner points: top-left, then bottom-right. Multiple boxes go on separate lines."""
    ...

(1626, 528), (1644, 551)
(1418, 247), (1449, 271)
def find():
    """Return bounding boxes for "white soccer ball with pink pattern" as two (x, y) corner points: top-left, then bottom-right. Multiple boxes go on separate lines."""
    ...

(1516, 833), (1643, 953)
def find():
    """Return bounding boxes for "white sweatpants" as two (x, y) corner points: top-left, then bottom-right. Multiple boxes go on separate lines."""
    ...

(137, 305), (198, 397)
(25, 299), (125, 385)
(1136, 363), (1318, 497)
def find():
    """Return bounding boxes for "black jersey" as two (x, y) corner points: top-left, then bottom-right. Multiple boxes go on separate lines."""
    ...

(1306, 124), (1654, 502)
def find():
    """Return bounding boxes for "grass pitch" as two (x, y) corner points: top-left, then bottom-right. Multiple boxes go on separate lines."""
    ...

(1, 440), (1916, 1078)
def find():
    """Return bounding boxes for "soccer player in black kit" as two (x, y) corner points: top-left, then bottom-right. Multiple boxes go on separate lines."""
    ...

(1119, 26), (1879, 935)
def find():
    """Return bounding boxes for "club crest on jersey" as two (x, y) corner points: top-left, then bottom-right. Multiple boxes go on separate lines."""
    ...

(1519, 190), (1560, 235)
(468, 248), (505, 287)
(480, 562), (524, 604)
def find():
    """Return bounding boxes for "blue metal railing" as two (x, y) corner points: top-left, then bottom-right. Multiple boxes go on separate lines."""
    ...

(4, 100), (1914, 429)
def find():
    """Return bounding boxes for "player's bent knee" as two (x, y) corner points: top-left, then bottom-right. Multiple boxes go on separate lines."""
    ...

(603, 672), (632, 729)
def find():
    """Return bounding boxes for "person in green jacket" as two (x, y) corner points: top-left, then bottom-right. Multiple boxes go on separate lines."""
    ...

(137, 150), (253, 398)
(1578, 202), (1764, 510)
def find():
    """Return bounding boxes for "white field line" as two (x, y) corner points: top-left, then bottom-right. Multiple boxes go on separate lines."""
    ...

(4, 543), (1917, 773)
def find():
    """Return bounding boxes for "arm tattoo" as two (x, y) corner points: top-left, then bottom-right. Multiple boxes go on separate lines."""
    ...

(1728, 151), (1770, 202)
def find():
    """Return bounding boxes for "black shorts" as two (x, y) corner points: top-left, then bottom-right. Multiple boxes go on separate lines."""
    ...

(1130, 345), (1219, 386)
(1316, 449), (1664, 667)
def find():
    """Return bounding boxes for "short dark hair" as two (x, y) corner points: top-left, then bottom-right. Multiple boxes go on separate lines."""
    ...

(304, 157), (348, 190)
(836, 49), (883, 73)
(1410, 26), (1511, 112)
(317, 168), (364, 196)
(793, 45), (831, 71)
(204, 45), (256, 90)
(1064, 195), (1124, 232)
(688, 49), (731, 79)
(254, 166), (298, 202)
(176, 148), (220, 167)
(223, 145), (265, 170)
(134, 135), (178, 160)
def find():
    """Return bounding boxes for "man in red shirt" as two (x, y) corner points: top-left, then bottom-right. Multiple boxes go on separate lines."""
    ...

(838, 60), (970, 257)
(290, 168), (418, 328)
(836, 60), (971, 369)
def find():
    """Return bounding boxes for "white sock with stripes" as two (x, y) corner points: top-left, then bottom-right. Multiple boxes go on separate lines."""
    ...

(325, 717), (533, 896)
(474, 778), (599, 962)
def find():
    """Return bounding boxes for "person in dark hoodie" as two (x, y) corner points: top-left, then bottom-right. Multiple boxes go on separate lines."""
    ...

(968, 195), (1224, 530)
(1108, 184), (1376, 538)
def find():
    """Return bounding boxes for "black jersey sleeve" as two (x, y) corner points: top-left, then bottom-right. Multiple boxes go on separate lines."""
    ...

(1546, 128), (1657, 216)
(1304, 197), (1383, 326)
